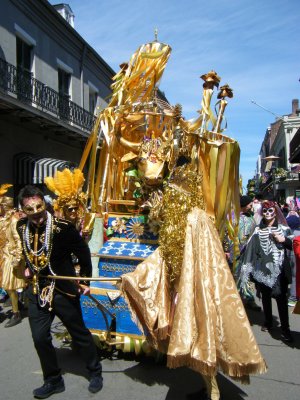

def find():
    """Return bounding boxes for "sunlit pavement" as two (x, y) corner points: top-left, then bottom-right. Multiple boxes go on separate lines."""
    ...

(0, 299), (299, 400)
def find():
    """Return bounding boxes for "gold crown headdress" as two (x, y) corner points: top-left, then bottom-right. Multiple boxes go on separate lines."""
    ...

(44, 169), (87, 214)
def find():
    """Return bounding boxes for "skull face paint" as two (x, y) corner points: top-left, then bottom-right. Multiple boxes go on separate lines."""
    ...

(262, 207), (276, 220)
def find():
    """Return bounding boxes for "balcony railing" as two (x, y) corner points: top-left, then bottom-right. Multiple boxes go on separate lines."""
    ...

(285, 171), (299, 181)
(0, 58), (96, 132)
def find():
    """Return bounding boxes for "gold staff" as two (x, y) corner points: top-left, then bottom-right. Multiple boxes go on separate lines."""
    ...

(45, 275), (122, 282)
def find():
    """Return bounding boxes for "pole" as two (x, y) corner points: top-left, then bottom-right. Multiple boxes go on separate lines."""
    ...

(45, 275), (122, 282)
(271, 165), (277, 201)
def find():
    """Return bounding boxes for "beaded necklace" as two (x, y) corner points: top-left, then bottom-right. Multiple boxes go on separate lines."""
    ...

(22, 211), (56, 309)
(22, 211), (53, 269)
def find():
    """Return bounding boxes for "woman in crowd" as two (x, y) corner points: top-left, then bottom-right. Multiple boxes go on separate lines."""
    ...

(238, 200), (294, 342)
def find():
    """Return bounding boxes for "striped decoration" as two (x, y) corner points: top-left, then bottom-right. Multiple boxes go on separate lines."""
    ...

(13, 152), (76, 184)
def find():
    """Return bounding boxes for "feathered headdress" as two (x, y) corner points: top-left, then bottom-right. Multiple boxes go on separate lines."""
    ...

(44, 169), (87, 213)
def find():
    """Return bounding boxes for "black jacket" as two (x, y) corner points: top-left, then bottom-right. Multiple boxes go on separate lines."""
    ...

(17, 216), (92, 296)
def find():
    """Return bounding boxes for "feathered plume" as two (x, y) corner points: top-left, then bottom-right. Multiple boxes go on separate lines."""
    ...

(0, 184), (13, 196)
(45, 168), (84, 196)
(44, 168), (86, 211)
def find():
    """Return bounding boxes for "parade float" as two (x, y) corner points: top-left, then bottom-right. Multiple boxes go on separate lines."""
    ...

(70, 35), (241, 355)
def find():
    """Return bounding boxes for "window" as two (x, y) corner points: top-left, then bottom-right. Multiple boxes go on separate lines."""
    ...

(58, 69), (70, 97)
(88, 81), (99, 114)
(16, 36), (33, 102)
(58, 69), (71, 119)
(89, 91), (97, 114)
(16, 36), (32, 71)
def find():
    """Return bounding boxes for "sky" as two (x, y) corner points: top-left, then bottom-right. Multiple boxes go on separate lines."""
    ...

(49, 0), (300, 187)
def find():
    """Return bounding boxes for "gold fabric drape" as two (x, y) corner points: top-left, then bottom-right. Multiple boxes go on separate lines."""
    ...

(122, 208), (267, 381)
(0, 211), (25, 290)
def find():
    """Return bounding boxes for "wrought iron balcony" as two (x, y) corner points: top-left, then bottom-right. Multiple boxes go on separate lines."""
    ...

(285, 170), (299, 181)
(0, 58), (96, 132)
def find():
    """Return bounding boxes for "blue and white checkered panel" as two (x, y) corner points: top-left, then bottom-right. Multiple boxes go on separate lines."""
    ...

(100, 240), (158, 258)
(98, 241), (158, 277)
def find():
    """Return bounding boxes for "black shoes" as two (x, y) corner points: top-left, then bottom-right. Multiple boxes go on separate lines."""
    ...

(4, 312), (22, 328)
(88, 374), (103, 393)
(32, 374), (102, 397)
(33, 377), (65, 399)
(281, 330), (294, 343)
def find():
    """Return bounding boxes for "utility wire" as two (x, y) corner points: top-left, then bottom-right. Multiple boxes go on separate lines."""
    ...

(251, 100), (285, 121)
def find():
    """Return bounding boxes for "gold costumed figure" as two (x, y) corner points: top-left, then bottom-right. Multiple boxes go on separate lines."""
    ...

(44, 168), (91, 234)
(0, 184), (26, 327)
(78, 35), (266, 400)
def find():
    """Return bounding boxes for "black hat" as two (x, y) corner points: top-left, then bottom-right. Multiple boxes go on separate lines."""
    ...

(240, 195), (253, 208)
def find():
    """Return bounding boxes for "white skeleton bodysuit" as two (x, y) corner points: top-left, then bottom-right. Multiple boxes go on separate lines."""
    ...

(238, 223), (292, 292)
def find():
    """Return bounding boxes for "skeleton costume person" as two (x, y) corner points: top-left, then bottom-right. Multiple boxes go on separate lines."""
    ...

(238, 200), (294, 342)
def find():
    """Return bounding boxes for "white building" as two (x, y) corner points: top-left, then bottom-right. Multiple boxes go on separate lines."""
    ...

(257, 99), (300, 203)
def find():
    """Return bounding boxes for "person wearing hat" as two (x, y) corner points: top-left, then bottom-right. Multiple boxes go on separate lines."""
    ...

(234, 195), (261, 311)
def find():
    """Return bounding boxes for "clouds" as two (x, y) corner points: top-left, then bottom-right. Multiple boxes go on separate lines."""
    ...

(50, 0), (300, 184)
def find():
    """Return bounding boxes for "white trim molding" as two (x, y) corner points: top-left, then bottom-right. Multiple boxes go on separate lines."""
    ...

(14, 23), (36, 46)
(88, 80), (99, 93)
(56, 58), (73, 74)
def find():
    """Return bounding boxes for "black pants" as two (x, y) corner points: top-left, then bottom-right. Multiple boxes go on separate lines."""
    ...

(26, 286), (102, 381)
(257, 273), (289, 331)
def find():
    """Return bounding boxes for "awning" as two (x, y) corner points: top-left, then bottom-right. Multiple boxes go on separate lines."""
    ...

(14, 152), (77, 185)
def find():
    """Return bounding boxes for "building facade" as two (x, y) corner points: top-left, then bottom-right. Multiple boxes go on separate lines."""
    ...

(0, 0), (115, 195)
(254, 99), (300, 203)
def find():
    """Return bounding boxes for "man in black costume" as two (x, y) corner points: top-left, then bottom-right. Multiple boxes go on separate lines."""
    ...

(17, 185), (103, 399)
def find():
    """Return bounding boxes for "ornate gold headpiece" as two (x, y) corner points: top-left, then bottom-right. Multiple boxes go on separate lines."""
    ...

(44, 169), (87, 214)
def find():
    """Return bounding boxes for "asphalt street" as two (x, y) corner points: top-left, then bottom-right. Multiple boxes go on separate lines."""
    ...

(0, 300), (299, 400)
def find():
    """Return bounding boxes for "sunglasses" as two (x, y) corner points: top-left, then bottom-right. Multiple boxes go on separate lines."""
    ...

(67, 206), (78, 212)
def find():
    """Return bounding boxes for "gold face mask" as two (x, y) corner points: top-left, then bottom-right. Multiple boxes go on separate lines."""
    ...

(22, 199), (46, 215)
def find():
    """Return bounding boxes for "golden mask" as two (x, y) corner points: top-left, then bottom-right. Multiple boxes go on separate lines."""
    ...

(22, 200), (46, 215)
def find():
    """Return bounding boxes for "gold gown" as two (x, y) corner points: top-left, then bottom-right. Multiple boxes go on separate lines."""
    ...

(122, 207), (267, 382)
(0, 211), (25, 290)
